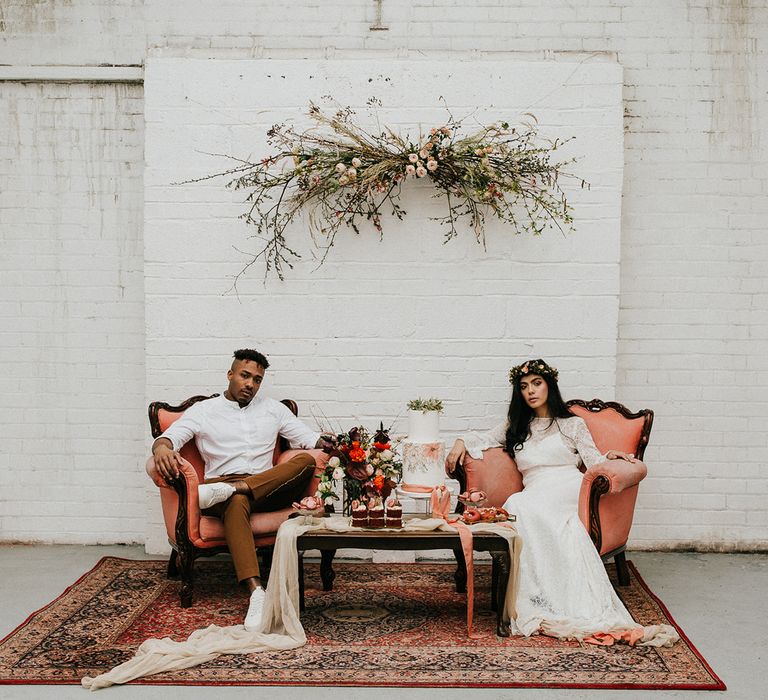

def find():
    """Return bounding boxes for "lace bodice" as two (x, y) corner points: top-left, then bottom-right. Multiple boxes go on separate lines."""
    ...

(463, 415), (605, 470)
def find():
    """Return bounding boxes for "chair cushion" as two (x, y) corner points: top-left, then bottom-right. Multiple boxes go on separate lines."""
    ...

(198, 509), (293, 544)
(569, 404), (645, 455)
(462, 448), (523, 508)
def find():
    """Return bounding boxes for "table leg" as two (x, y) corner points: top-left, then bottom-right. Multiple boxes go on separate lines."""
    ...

(490, 551), (511, 637)
(320, 549), (336, 591)
(453, 547), (467, 593)
(490, 555), (499, 612)
(298, 552), (305, 611)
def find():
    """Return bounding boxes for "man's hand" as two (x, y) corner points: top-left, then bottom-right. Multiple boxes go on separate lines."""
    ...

(153, 439), (183, 481)
(444, 438), (467, 475)
(606, 450), (636, 463)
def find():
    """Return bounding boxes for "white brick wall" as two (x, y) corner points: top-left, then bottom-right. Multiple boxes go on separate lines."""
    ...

(1, 0), (766, 550)
(0, 82), (146, 543)
(142, 56), (624, 552)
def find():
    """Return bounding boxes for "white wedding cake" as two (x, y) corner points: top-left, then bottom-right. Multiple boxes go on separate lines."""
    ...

(400, 410), (445, 492)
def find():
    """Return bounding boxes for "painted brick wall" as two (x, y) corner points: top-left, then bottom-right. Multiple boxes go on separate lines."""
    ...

(0, 82), (146, 543)
(1, 0), (766, 549)
(0, 0), (144, 66)
(142, 57), (624, 552)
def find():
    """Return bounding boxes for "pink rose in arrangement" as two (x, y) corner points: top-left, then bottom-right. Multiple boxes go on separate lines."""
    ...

(416, 166), (427, 178)
(335, 162), (347, 173)
(408, 153), (419, 163)
(405, 164), (416, 176)
(351, 157), (362, 168)
(426, 159), (438, 172)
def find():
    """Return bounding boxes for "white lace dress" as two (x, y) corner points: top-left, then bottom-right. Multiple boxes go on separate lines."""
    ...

(464, 416), (643, 639)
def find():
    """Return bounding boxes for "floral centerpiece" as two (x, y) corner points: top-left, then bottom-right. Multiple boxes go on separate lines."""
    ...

(192, 100), (582, 280)
(317, 423), (402, 515)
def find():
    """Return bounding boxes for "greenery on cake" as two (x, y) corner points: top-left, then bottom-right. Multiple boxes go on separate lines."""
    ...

(407, 397), (444, 413)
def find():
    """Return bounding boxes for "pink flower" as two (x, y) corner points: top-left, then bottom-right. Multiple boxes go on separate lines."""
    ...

(408, 153), (419, 163)
(351, 157), (362, 168)
(416, 166), (427, 178)
(426, 159), (438, 172)
(335, 162), (346, 173)
(418, 149), (428, 160)
(405, 164), (416, 176)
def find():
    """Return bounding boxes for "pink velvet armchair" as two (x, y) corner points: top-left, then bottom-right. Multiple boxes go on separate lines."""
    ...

(146, 394), (329, 607)
(450, 399), (652, 587)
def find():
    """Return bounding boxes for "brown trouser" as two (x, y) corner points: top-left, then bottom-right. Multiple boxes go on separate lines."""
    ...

(202, 452), (316, 583)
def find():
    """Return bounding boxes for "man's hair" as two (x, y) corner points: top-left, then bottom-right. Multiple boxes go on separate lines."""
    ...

(232, 348), (270, 369)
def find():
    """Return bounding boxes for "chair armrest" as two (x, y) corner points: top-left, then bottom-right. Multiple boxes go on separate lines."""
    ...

(145, 456), (169, 488)
(144, 455), (202, 493)
(578, 459), (647, 554)
(583, 458), (647, 495)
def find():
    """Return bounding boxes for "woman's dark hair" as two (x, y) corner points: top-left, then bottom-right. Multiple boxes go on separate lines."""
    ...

(504, 372), (572, 454)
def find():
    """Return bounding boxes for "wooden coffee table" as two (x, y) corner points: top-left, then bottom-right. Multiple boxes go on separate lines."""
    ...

(296, 520), (515, 636)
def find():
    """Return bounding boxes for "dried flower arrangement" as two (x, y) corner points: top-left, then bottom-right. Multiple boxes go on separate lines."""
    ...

(192, 100), (583, 280)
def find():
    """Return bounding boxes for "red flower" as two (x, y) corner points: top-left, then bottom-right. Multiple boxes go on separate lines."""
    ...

(373, 442), (390, 451)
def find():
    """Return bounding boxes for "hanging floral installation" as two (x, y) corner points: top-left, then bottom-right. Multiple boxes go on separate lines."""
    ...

(192, 100), (584, 280)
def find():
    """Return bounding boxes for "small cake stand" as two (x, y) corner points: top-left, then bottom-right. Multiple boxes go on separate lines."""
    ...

(396, 485), (455, 515)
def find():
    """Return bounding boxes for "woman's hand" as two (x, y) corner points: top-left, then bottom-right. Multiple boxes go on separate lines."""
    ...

(606, 450), (636, 463)
(445, 439), (467, 475)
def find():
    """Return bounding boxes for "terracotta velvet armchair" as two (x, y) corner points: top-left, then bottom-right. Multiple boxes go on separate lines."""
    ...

(450, 399), (652, 586)
(146, 394), (328, 607)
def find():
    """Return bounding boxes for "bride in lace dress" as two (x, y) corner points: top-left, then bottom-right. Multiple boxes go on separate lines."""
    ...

(445, 359), (677, 645)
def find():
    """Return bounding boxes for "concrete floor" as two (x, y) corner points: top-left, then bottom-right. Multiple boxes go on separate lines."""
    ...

(0, 546), (765, 700)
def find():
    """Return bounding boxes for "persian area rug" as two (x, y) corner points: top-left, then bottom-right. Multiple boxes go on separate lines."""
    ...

(0, 557), (724, 690)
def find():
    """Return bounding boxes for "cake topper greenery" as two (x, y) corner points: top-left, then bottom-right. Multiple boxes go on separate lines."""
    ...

(192, 99), (583, 280)
(407, 397), (444, 414)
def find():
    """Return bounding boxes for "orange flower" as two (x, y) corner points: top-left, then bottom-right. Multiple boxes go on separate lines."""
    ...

(373, 442), (390, 451)
(373, 474), (385, 491)
(349, 448), (366, 462)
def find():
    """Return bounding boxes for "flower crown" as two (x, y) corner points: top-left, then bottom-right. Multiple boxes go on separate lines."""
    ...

(508, 359), (559, 385)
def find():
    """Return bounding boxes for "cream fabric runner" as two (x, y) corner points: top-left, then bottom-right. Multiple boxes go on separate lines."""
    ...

(82, 516), (521, 691)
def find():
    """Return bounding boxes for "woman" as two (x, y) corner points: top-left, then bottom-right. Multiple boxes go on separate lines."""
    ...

(445, 359), (676, 644)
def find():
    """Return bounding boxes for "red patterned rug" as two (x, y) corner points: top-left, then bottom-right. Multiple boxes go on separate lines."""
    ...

(0, 557), (724, 690)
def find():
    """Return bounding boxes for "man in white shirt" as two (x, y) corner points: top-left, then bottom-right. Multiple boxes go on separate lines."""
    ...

(151, 348), (331, 628)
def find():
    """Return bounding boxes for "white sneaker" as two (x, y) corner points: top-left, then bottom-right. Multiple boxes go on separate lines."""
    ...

(244, 587), (266, 630)
(198, 482), (236, 510)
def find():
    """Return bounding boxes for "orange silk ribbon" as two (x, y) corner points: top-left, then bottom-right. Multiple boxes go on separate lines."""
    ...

(584, 627), (645, 646)
(429, 486), (482, 638)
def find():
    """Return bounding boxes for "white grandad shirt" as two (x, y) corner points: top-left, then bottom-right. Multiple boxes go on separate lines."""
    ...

(157, 394), (320, 478)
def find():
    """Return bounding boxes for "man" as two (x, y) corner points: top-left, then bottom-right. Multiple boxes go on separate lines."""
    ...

(152, 348), (331, 629)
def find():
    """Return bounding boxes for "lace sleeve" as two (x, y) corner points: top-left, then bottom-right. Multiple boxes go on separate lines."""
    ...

(566, 417), (606, 469)
(462, 421), (508, 459)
